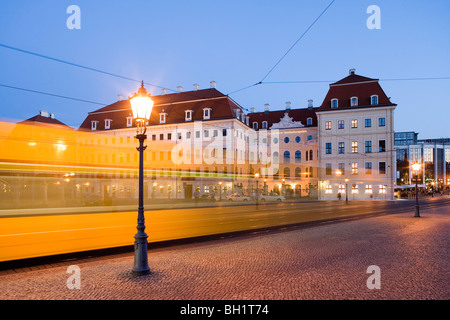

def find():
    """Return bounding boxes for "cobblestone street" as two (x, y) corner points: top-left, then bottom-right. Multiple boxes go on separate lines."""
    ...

(0, 204), (449, 300)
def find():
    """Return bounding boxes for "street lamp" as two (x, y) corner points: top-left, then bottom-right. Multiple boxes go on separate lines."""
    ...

(412, 162), (421, 217)
(344, 178), (349, 204)
(218, 181), (222, 201)
(129, 81), (154, 275)
(254, 173), (260, 208)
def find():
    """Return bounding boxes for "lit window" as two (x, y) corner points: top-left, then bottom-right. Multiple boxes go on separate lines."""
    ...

(379, 185), (386, 194)
(365, 162), (372, 174)
(352, 141), (358, 153)
(339, 185), (345, 193)
(350, 97), (358, 106)
(351, 119), (358, 128)
(352, 162), (358, 175)
(365, 185), (373, 194)
(326, 163), (332, 175)
(325, 121), (331, 130)
(352, 184), (359, 194)
(325, 185), (332, 194)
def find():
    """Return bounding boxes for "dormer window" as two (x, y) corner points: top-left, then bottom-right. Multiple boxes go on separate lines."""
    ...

(159, 111), (167, 124)
(331, 98), (338, 109)
(126, 116), (133, 127)
(253, 122), (258, 130)
(350, 97), (358, 107)
(203, 108), (211, 120)
(91, 120), (98, 130)
(371, 95), (378, 105)
(262, 121), (268, 129)
(235, 109), (240, 119)
(185, 110), (193, 121)
(307, 117), (313, 126)
(104, 119), (111, 130)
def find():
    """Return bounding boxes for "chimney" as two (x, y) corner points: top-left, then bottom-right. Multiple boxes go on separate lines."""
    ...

(177, 86), (183, 93)
(250, 107), (255, 113)
(308, 99), (313, 110)
(50, 113), (55, 119)
(193, 83), (199, 91)
(117, 94), (123, 101)
(264, 103), (270, 114)
(349, 68), (356, 75)
(285, 101), (291, 111)
(210, 81), (216, 89)
(40, 110), (49, 117)
(161, 88), (167, 95)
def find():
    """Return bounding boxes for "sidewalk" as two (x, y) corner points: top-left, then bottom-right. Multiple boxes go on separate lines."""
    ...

(0, 204), (448, 300)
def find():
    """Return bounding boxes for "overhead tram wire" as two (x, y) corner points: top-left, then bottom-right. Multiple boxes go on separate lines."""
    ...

(0, 83), (108, 106)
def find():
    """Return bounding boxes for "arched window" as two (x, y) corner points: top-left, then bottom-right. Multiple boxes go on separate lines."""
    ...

(273, 151), (279, 164)
(284, 167), (290, 178)
(283, 151), (290, 163)
(295, 151), (301, 163)
(295, 167), (301, 179)
(262, 121), (268, 129)
(309, 150), (313, 160)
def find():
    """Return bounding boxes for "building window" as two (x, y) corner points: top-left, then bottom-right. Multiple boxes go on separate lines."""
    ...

(295, 136), (301, 143)
(379, 185), (386, 194)
(325, 121), (331, 130)
(338, 120), (344, 129)
(352, 162), (358, 175)
(91, 121), (98, 130)
(338, 162), (345, 176)
(283, 151), (290, 163)
(326, 142), (332, 154)
(365, 162), (372, 174)
(273, 152), (279, 164)
(261, 121), (267, 129)
(204, 130), (209, 138)
(203, 108), (211, 120)
(379, 162), (386, 174)
(295, 151), (301, 163)
(185, 110), (193, 121)
(352, 184), (359, 194)
(307, 118), (313, 126)
(160, 113), (166, 124)
(253, 122), (258, 130)
(331, 99), (338, 109)
(309, 150), (313, 161)
(379, 140), (386, 152)
(126, 117), (133, 127)
(350, 97), (358, 107)
(307, 135), (313, 141)
(186, 131), (191, 139)
(326, 163), (332, 175)
(284, 137), (290, 144)
(339, 184), (345, 194)
(325, 185), (332, 194)
(222, 129), (227, 137)
(295, 167), (301, 178)
(160, 134), (164, 140)
(365, 185), (373, 194)
(338, 142), (345, 154)
(284, 167), (290, 178)
(152, 134), (156, 141)
(104, 119), (111, 129)
(365, 140), (372, 153)
(371, 95), (378, 105)
(365, 118), (371, 127)
(352, 141), (358, 153)
(378, 117), (386, 127)
(351, 119), (358, 128)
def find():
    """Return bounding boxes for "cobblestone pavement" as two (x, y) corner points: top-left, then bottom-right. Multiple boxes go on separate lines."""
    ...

(0, 204), (449, 300)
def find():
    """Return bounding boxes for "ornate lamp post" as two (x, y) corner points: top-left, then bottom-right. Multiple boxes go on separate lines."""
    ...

(218, 181), (222, 201)
(412, 162), (421, 217)
(344, 178), (349, 204)
(254, 173), (260, 208)
(129, 81), (154, 275)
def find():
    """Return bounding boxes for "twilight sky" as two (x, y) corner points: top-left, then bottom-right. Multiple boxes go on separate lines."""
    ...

(0, 0), (449, 138)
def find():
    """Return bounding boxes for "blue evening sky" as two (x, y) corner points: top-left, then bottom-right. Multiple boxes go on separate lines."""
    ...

(0, 0), (449, 138)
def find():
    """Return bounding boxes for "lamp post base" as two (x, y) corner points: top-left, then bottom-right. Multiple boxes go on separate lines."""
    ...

(132, 232), (150, 275)
(414, 205), (420, 218)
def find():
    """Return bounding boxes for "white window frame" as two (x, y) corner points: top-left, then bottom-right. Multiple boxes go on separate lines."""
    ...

(331, 98), (338, 109)
(350, 96), (358, 107)
(370, 95), (378, 105)
(104, 119), (111, 130)
(126, 117), (133, 127)
(159, 113), (167, 124)
(262, 121), (268, 129)
(91, 120), (98, 130)
(203, 108), (211, 120)
(253, 122), (258, 130)
(185, 110), (193, 121)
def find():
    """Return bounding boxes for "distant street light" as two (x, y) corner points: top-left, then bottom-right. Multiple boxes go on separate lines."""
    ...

(218, 181), (222, 201)
(255, 173), (260, 208)
(129, 81), (154, 275)
(412, 162), (421, 217)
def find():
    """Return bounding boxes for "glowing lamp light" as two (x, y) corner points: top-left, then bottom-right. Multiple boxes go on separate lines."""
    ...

(412, 162), (421, 172)
(129, 81), (154, 124)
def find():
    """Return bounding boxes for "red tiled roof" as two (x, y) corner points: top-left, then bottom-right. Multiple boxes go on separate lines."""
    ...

(20, 114), (72, 129)
(318, 73), (396, 111)
(248, 107), (318, 129)
(78, 88), (246, 131)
